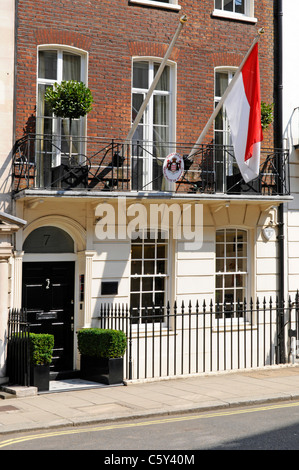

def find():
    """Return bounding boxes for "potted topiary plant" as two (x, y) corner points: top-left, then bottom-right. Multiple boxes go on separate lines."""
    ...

(77, 328), (127, 385)
(29, 333), (54, 392)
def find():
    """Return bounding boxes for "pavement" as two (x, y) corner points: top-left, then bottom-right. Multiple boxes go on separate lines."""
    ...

(1, 364), (299, 435)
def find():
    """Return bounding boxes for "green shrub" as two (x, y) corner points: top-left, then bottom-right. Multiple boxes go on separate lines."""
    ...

(261, 101), (274, 130)
(44, 80), (93, 120)
(77, 328), (127, 359)
(29, 333), (54, 366)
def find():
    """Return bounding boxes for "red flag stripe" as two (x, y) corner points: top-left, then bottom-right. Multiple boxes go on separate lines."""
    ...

(242, 43), (263, 162)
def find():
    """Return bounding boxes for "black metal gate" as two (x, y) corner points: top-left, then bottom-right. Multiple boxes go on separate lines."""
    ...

(6, 309), (30, 386)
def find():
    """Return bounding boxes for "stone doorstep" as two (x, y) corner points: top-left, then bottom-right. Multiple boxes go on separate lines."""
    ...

(0, 385), (37, 398)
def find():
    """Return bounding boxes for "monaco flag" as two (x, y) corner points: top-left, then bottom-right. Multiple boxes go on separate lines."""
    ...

(225, 43), (263, 183)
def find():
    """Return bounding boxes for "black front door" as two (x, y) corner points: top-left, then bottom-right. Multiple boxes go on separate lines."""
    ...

(22, 262), (75, 373)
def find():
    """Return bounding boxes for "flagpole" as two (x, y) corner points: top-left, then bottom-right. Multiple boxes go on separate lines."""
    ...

(187, 28), (264, 158)
(126, 14), (187, 142)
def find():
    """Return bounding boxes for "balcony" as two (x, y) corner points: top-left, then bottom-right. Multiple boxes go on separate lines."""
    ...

(12, 134), (290, 198)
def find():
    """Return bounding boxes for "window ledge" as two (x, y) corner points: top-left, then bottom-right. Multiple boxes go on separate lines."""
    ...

(213, 320), (255, 332)
(129, 0), (181, 11)
(212, 9), (257, 24)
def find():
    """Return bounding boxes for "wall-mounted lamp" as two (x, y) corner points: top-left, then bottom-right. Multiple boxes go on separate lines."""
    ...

(262, 225), (275, 241)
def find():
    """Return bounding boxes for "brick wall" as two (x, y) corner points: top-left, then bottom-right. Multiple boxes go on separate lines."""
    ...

(15, 0), (274, 147)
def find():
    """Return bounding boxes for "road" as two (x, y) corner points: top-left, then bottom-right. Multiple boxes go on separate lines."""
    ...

(2, 400), (299, 451)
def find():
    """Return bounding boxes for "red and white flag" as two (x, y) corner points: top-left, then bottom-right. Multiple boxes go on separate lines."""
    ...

(225, 43), (263, 183)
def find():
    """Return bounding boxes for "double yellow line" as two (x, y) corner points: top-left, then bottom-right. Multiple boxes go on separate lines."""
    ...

(1, 400), (299, 448)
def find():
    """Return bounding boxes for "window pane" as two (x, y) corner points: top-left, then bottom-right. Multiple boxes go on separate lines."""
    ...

(154, 64), (170, 91)
(216, 289), (223, 304)
(224, 290), (234, 304)
(131, 277), (140, 292)
(144, 245), (155, 259)
(226, 230), (236, 243)
(237, 229), (247, 242)
(215, 0), (222, 8)
(235, 0), (244, 13)
(226, 243), (235, 257)
(237, 243), (246, 256)
(133, 62), (148, 89)
(236, 274), (244, 288)
(157, 259), (166, 274)
(38, 51), (57, 80)
(131, 293), (140, 309)
(224, 274), (234, 288)
(153, 95), (169, 126)
(132, 244), (142, 259)
(155, 292), (164, 306)
(226, 258), (236, 272)
(216, 274), (223, 288)
(142, 277), (153, 291)
(155, 277), (164, 291)
(215, 107), (224, 130)
(132, 94), (144, 123)
(157, 244), (166, 258)
(132, 261), (142, 275)
(224, 0), (233, 11)
(216, 243), (224, 257)
(216, 258), (224, 272)
(37, 84), (53, 117)
(142, 292), (153, 308)
(63, 52), (81, 81)
(237, 258), (247, 271)
(215, 72), (228, 97)
(236, 288), (245, 302)
(216, 230), (224, 242)
(144, 261), (155, 274)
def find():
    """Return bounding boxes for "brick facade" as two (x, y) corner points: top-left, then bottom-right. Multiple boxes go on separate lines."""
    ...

(15, 0), (274, 147)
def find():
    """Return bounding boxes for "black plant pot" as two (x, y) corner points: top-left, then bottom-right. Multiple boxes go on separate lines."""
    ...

(30, 365), (50, 391)
(80, 355), (123, 385)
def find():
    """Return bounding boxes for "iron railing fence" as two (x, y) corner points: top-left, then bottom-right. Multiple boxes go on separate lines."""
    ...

(6, 309), (30, 386)
(12, 134), (290, 196)
(97, 295), (299, 381)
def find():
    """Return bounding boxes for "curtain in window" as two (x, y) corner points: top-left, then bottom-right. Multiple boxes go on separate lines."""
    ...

(60, 53), (81, 160)
(63, 53), (81, 81)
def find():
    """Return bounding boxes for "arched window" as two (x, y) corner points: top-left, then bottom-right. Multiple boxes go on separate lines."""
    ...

(36, 47), (88, 186)
(131, 59), (176, 190)
(214, 67), (237, 192)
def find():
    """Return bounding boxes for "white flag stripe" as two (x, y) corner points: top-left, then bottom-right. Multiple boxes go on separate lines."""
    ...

(223, 43), (262, 183)
(225, 72), (259, 183)
(225, 74), (251, 180)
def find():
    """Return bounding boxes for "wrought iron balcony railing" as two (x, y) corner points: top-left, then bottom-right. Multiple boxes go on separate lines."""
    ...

(12, 134), (290, 197)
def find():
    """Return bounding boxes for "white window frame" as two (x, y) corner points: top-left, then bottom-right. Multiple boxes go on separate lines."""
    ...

(129, 0), (181, 11)
(130, 229), (169, 325)
(36, 45), (88, 168)
(214, 67), (237, 191)
(212, 0), (257, 23)
(131, 57), (176, 191)
(214, 67), (236, 146)
(215, 228), (250, 321)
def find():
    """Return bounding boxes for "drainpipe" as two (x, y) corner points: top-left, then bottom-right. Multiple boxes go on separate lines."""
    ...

(275, 0), (285, 363)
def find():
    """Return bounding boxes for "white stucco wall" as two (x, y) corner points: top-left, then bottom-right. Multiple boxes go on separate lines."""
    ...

(283, 1), (299, 296)
(0, 0), (14, 211)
